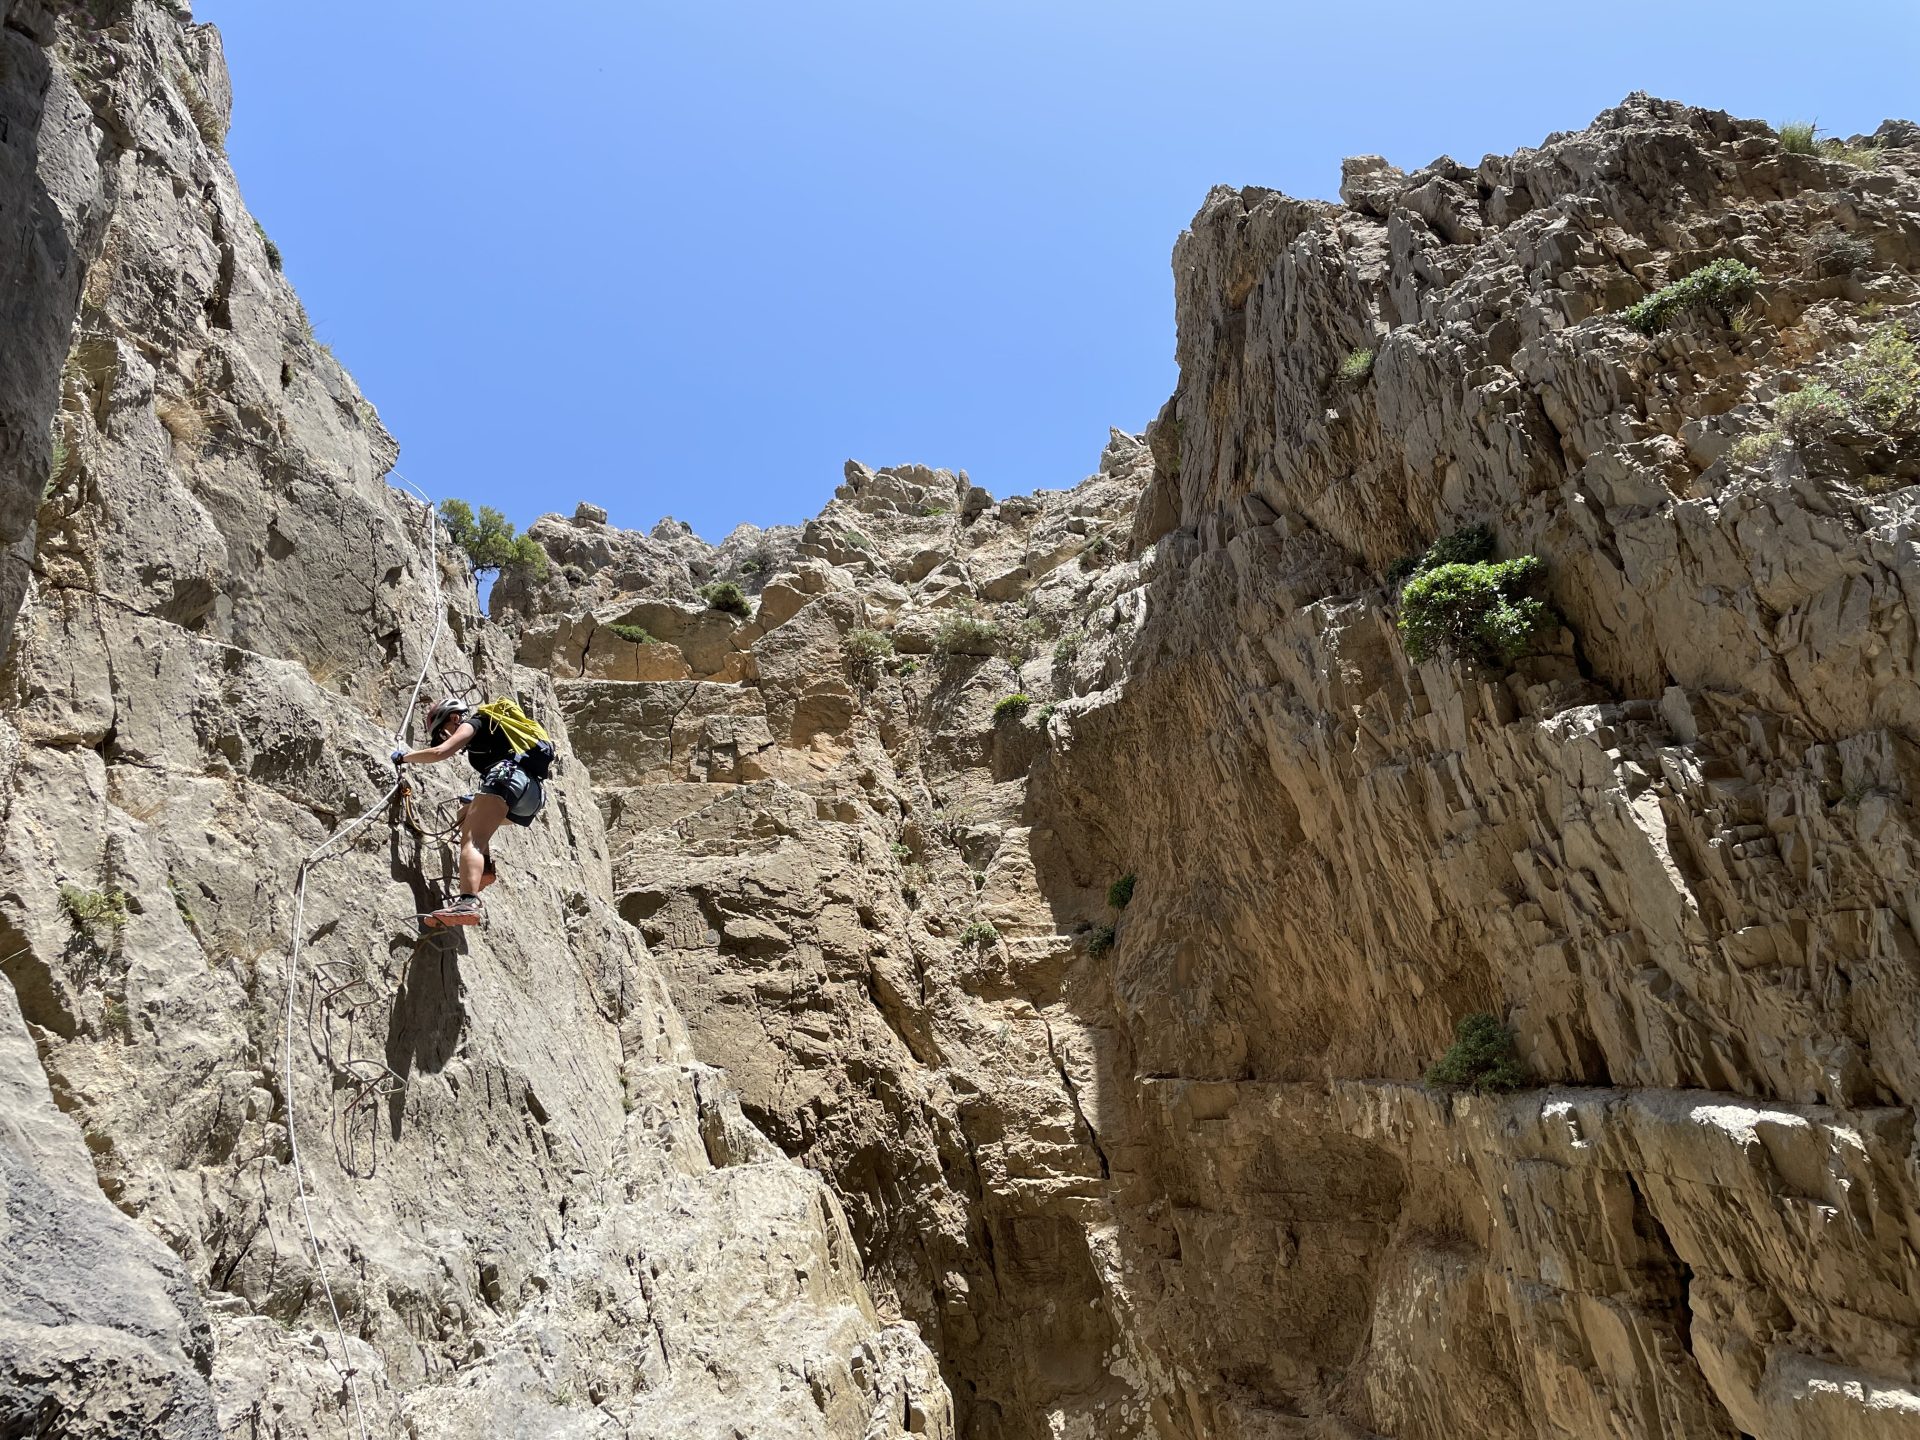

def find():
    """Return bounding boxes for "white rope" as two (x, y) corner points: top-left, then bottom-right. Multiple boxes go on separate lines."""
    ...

(278, 476), (445, 1439)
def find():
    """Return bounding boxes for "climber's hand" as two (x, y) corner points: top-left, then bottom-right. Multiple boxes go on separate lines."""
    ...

(390, 748), (408, 767)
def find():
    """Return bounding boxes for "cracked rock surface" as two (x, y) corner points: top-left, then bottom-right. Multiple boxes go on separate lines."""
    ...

(5, 8), (1920, 1439)
(0, 5), (948, 1438)
(512, 98), (1920, 1439)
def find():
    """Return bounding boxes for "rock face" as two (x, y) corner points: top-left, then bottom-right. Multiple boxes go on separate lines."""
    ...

(0, 6), (948, 1439)
(6, 13), (1920, 1438)
(507, 98), (1920, 1440)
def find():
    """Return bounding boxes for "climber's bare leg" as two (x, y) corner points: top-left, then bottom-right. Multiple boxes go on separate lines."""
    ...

(459, 793), (507, 896)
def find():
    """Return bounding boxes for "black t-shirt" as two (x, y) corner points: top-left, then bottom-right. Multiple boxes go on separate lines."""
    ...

(461, 714), (514, 775)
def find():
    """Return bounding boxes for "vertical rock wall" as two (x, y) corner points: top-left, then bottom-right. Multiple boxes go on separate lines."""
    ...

(516, 99), (1920, 1440)
(0, 5), (948, 1437)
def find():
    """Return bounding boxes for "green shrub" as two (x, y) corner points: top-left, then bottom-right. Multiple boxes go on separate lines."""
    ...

(1398, 557), (1554, 667)
(700, 580), (752, 617)
(1775, 382), (1851, 443)
(1777, 120), (1818, 154)
(1726, 432), (1784, 468)
(933, 611), (1001, 658)
(1086, 923), (1116, 957)
(920, 505), (950, 517)
(1107, 873), (1135, 909)
(253, 219), (282, 272)
(607, 622), (654, 645)
(844, 628), (894, 666)
(840, 528), (874, 552)
(1837, 324), (1919, 431)
(61, 884), (129, 944)
(959, 921), (999, 948)
(1823, 140), (1881, 170)
(1052, 633), (1081, 667)
(1425, 1013), (1525, 1092)
(1036, 702), (1056, 727)
(172, 66), (224, 152)
(1389, 524), (1496, 590)
(1620, 258), (1761, 336)
(441, 499), (549, 580)
(1337, 348), (1375, 384)
(993, 693), (1031, 722)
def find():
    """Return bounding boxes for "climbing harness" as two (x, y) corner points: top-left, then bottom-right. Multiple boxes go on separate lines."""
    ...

(277, 476), (444, 1440)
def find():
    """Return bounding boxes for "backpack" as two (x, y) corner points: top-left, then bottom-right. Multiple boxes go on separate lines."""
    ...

(474, 698), (557, 781)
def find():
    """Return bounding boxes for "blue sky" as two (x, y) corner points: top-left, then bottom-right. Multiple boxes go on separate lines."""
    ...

(199, 0), (1920, 541)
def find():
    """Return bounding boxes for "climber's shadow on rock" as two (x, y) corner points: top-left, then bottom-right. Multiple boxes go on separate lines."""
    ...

(383, 929), (465, 1137)
(382, 797), (468, 1137)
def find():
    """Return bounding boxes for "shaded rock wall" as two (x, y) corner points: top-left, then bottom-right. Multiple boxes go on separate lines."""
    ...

(522, 99), (1920, 1440)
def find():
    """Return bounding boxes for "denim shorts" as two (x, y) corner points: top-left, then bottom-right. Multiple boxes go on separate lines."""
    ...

(478, 760), (544, 827)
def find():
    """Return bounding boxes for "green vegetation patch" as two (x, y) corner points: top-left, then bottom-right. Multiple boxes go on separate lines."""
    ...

(1387, 524), (1495, 589)
(1777, 120), (1818, 154)
(959, 921), (999, 949)
(1837, 323), (1919, 432)
(61, 885), (130, 947)
(1620, 258), (1761, 337)
(1399, 556), (1554, 667)
(1337, 347), (1375, 384)
(606, 622), (654, 645)
(993, 693), (1031, 722)
(1426, 1013), (1525, 1092)
(1086, 923), (1116, 957)
(700, 580), (752, 617)
(1107, 873), (1135, 909)
(933, 610), (1002, 659)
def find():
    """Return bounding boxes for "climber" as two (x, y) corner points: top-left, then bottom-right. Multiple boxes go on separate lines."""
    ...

(391, 697), (550, 927)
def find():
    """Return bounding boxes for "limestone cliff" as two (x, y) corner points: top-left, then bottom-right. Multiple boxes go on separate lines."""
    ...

(509, 99), (1920, 1440)
(4, 6), (1920, 1438)
(0, 5), (948, 1437)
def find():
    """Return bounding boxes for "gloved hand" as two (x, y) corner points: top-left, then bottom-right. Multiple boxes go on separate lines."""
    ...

(390, 748), (408, 767)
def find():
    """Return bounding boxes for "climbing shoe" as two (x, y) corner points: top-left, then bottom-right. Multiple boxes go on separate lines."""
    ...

(425, 895), (483, 928)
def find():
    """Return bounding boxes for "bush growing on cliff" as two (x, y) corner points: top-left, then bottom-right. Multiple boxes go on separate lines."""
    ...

(700, 580), (752, 618)
(607, 622), (654, 645)
(60, 885), (129, 952)
(993, 694), (1031, 723)
(1086, 923), (1116, 957)
(1837, 323), (1920, 432)
(1387, 524), (1496, 589)
(1398, 556), (1553, 667)
(252, 219), (283, 272)
(1426, 1013), (1525, 1092)
(933, 610), (1001, 659)
(1107, 873), (1135, 909)
(959, 921), (999, 948)
(1337, 348), (1375, 384)
(1620, 258), (1761, 336)
(441, 499), (549, 581)
(1774, 383), (1851, 443)
(844, 628), (894, 683)
(1777, 120), (1818, 154)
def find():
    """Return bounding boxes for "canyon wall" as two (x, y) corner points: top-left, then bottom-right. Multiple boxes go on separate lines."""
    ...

(2, 5), (1918, 1438)
(511, 99), (1920, 1440)
(0, 5), (947, 1437)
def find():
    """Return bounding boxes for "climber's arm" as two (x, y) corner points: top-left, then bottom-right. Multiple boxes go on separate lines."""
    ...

(395, 720), (475, 768)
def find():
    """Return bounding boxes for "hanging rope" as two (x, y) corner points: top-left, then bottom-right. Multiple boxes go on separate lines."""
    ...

(278, 476), (444, 1440)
